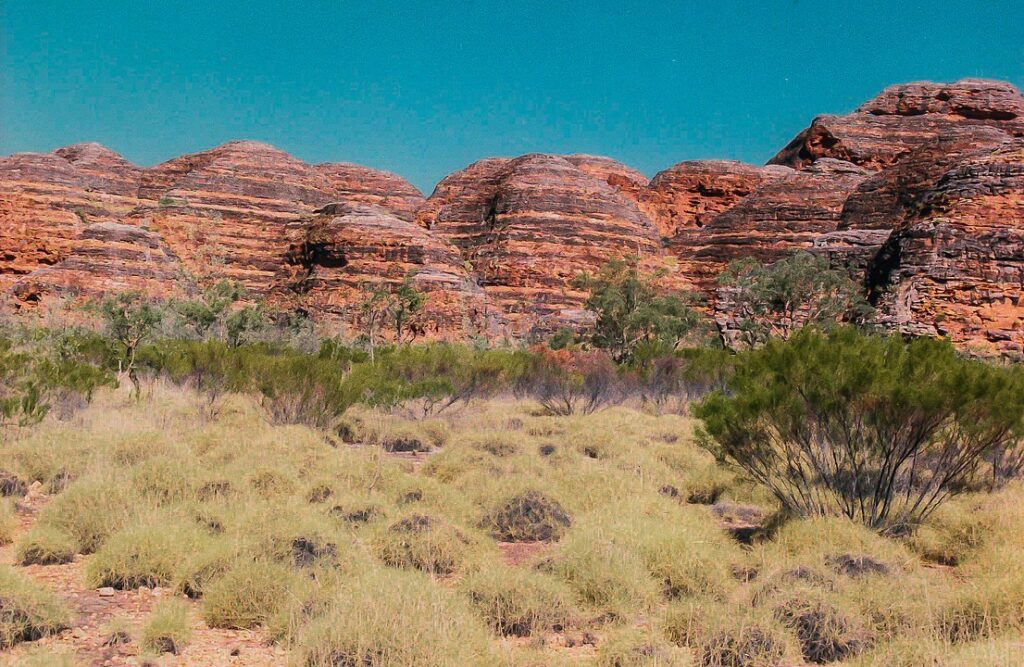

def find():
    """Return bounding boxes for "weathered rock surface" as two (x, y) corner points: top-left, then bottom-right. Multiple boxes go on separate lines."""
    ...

(274, 203), (493, 338)
(869, 141), (1024, 355)
(641, 160), (786, 239)
(814, 127), (1014, 271)
(0, 146), (144, 294)
(418, 153), (681, 336)
(314, 163), (423, 222)
(135, 141), (424, 292)
(670, 159), (869, 292)
(2, 79), (1024, 353)
(10, 222), (191, 306)
(771, 80), (1024, 171)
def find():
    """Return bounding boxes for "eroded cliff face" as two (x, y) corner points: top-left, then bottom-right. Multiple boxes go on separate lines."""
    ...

(3, 78), (1024, 351)
(133, 141), (425, 292)
(669, 160), (868, 291)
(0, 145), (144, 293)
(770, 79), (1024, 171)
(869, 141), (1024, 355)
(273, 203), (493, 338)
(418, 153), (683, 337)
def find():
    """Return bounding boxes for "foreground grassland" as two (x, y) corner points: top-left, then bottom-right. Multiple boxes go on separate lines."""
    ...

(1, 384), (1022, 666)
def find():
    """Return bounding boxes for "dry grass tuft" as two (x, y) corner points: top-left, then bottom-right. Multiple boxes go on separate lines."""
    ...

(141, 598), (192, 655)
(0, 565), (70, 649)
(15, 525), (77, 566)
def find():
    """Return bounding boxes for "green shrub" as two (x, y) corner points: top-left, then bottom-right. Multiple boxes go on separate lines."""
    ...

(246, 351), (356, 429)
(0, 565), (70, 648)
(15, 526), (77, 565)
(141, 598), (192, 655)
(460, 566), (576, 637)
(695, 327), (1024, 531)
(716, 251), (873, 348)
(351, 344), (530, 416)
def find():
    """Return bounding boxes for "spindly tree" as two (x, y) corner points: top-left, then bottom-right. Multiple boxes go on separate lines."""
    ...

(100, 291), (163, 396)
(574, 259), (708, 363)
(716, 252), (873, 348)
(358, 273), (425, 362)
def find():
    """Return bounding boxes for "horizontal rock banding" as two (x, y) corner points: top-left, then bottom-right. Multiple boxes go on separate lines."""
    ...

(273, 202), (492, 338)
(1, 78), (1023, 351)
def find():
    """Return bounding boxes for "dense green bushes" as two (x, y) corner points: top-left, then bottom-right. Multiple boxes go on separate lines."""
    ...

(0, 333), (115, 428)
(695, 327), (1024, 531)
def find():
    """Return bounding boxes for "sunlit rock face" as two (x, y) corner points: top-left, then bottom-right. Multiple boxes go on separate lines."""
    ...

(3, 80), (1024, 353)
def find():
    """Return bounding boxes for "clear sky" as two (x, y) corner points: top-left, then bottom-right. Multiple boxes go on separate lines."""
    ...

(3, 1), (1022, 194)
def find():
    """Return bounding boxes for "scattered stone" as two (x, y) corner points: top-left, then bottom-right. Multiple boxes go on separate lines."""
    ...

(98, 587), (116, 597)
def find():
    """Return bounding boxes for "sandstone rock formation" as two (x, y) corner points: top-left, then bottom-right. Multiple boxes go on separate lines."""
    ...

(134, 141), (423, 292)
(869, 140), (1024, 356)
(2, 78), (1023, 353)
(418, 153), (681, 336)
(771, 79), (1024, 171)
(669, 159), (869, 291)
(0, 145), (143, 292)
(275, 203), (492, 338)
(10, 222), (191, 306)
(1, 140), (424, 310)
(641, 160), (787, 240)
(814, 127), (1013, 271)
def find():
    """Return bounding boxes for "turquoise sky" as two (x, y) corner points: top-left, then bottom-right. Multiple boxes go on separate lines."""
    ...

(3, 1), (1022, 193)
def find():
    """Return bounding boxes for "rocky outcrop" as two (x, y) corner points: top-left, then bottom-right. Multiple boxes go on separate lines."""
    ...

(10, 222), (190, 306)
(314, 163), (423, 222)
(771, 80), (1024, 171)
(274, 203), (493, 338)
(129, 141), (423, 294)
(562, 155), (650, 206)
(641, 161), (786, 239)
(869, 141), (1024, 356)
(135, 141), (364, 291)
(0, 146), (144, 295)
(2, 79), (1023, 353)
(814, 128), (1014, 271)
(670, 159), (869, 291)
(418, 153), (681, 336)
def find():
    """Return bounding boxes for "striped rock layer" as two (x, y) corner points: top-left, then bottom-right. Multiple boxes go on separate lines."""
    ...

(2, 79), (1023, 351)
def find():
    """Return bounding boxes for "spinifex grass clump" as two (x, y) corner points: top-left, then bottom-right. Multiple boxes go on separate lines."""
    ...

(373, 513), (488, 575)
(0, 565), (70, 649)
(15, 526), (77, 565)
(460, 565), (576, 637)
(0, 499), (14, 546)
(297, 566), (495, 666)
(201, 558), (300, 629)
(141, 598), (192, 655)
(481, 489), (572, 542)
